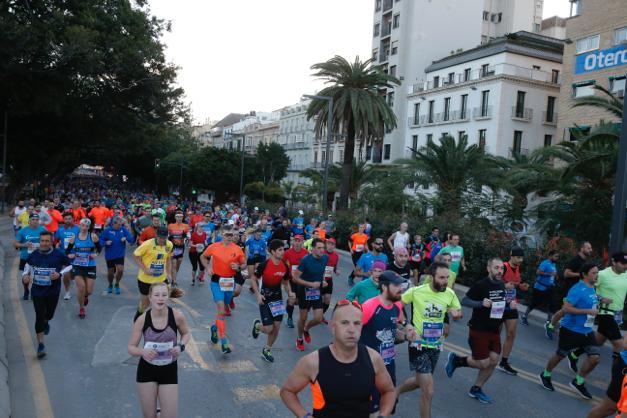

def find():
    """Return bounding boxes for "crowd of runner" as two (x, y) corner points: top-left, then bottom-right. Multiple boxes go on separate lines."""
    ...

(8, 180), (627, 418)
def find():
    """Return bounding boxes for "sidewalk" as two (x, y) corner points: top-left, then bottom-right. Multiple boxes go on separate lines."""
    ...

(0, 230), (10, 418)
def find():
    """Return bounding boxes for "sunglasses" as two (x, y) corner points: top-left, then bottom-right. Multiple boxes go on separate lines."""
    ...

(335, 299), (362, 311)
(374, 242), (384, 245)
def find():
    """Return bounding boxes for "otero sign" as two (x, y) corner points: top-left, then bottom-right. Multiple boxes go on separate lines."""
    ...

(575, 43), (627, 74)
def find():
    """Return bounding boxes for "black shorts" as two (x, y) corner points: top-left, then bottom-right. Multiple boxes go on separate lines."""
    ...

(106, 258), (125, 269)
(138, 280), (152, 296)
(597, 314), (623, 342)
(409, 346), (441, 374)
(503, 309), (519, 320)
(72, 266), (97, 279)
(136, 359), (178, 385)
(557, 326), (600, 357)
(444, 313), (450, 324)
(408, 260), (422, 271)
(321, 280), (333, 295)
(19, 259), (27, 271)
(234, 272), (245, 286)
(297, 286), (323, 310)
(247, 255), (266, 266)
(259, 298), (284, 326)
(607, 355), (627, 402)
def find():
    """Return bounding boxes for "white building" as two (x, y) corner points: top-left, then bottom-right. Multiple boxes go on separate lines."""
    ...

(406, 31), (563, 159)
(278, 100), (317, 184)
(370, 0), (544, 163)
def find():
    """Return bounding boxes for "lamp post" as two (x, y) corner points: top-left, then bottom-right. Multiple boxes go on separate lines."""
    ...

(225, 131), (246, 206)
(304, 94), (333, 213)
(609, 74), (627, 252)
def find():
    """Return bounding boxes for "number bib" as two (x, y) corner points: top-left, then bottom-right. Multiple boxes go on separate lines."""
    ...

(268, 300), (286, 317)
(150, 262), (165, 277)
(305, 287), (321, 301)
(490, 300), (506, 319)
(94, 225), (103, 230)
(74, 252), (90, 266)
(143, 341), (173, 366)
(324, 266), (334, 280)
(219, 277), (235, 292)
(411, 254), (422, 262)
(355, 244), (364, 252)
(173, 247), (184, 257)
(422, 322), (444, 348)
(63, 237), (72, 249)
(615, 310), (624, 325)
(505, 288), (516, 302)
(584, 314), (596, 328)
(33, 267), (55, 286)
(195, 244), (205, 252)
(379, 341), (395, 365)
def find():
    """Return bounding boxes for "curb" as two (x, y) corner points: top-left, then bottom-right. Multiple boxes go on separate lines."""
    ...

(0, 237), (10, 418)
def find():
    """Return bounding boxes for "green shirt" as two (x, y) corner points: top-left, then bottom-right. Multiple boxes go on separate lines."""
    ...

(438, 245), (464, 274)
(346, 278), (380, 304)
(597, 266), (627, 314)
(401, 284), (461, 348)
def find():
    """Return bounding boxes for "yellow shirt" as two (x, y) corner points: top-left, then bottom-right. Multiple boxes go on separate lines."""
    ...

(18, 211), (30, 227)
(133, 238), (173, 284)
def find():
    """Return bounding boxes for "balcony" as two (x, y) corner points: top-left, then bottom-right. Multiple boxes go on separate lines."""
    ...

(511, 107), (533, 122)
(283, 142), (308, 150)
(408, 116), (421, 127)
(542, 111), (558, 126)
(381, 23), (392, 38)
(509, 148), (530, 158)
(473, 106), (493, 120)
(379, 49), (390, 63)
(383, 0), (393, 12)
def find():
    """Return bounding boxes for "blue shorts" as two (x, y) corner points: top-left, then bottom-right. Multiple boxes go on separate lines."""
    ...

(210, 281), (233, 305)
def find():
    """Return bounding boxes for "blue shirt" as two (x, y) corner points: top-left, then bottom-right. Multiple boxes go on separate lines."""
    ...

(298, 254), (329, 283)
(292, 217), (305, 235)
(25, 248), (70, 297)
(101, 226), (135, 260)
(560, 281), (598, 334)
(71, 233), (97, 267)
(305, 224), (315, 239)
(357, 252), (389, 274)
(245, 237), (267, 258)
(55, 225), (80, 251)
(16, 226), (48, 260)
(535, 259), (557, 291)
(262, 230), (273, 242)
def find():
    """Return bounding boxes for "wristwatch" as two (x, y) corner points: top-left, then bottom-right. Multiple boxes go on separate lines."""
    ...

(178, 343), (186, 352)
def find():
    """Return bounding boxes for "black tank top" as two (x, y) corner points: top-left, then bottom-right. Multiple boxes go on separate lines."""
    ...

(312, 344), (375, 418)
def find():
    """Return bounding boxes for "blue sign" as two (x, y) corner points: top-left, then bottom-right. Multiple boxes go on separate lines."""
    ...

(575, 43), (627, 74)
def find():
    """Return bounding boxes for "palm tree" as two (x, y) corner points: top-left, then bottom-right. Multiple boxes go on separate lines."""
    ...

(571, 84), (623, 118)
(281, 180), (297, 207)
(307, 56), (400, 209)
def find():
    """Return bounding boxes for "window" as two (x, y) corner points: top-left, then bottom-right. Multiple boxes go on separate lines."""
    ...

(387, 91), (394, 106)
(339, 150), (344, 161)
(428, 100), (434, 123)
(569, 126), (590, 141)
(443, 97), (451, 121)
(314, 151), (318, 163)
(570, 0), (581, 16)
(576, 35), (600, 54)
(515, 91), (526, 117)
(480, 90), (490, 116)
(610, 76), (626, 94)
(478, 129), (486, 149)
(412, 135), (418, 152)
(533, 65), (541, 71)
(546, 96), (556, 122)
(391, 41), (398, 55)
(413, 102), (420, 124)
(393, 14), (400, 29)
(513, 131), (523, 154)
(447, 72), (455, 84)
(573, 81), (595, 98)
(460, 94), (468, 119)
(481, 64), (491, 77)
(372, 48), (378, 61)
(616, 27), (627, 44)
(544, 134), (553, 147)
(426, 133), (433, 143)
(433, 76), (440, 88)
(329, 150), (334, 163)
(533, 23), (541, 33)
(497, 12), (502, 22)
(463, 68), (471, 82)
(390, 65), (397, 77)
(551, 69), (560, 83)
(374, 23), (380, 36)
(375, 0), (382, 11)
(458, 131), (465, 141)
(483, 11), (489, 21)
(321, 151), (326, 164)
(491, 13), (497, 22)
(384, 144), (391, 160)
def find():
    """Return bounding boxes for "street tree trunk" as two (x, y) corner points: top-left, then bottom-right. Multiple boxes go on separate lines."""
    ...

(338, 122), (355, 210)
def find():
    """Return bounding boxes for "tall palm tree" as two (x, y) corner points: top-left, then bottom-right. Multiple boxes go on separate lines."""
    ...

(307, 56), (400, 209)
(571, 84), (623, 118)
(281, 180), (297, 208)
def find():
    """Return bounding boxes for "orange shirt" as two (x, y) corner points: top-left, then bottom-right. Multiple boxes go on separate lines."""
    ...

(167, 223), (190, 247)
(71, 207), (87, 224)
(139, 226), (157, 244)
(316, 228), (326, 240)
(617, 375), (627, 417)
(45, 209), (63, 233)
(89, 207), (110, 226)
(203, 242), (245, 277)
(351, 232), (369, 252)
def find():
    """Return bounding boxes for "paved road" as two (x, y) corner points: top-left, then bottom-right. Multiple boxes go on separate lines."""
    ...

(1, 221), (613, 418)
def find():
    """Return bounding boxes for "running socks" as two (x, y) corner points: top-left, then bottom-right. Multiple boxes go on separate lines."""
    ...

(286, 303), (294, 320)
(216, 316), (226, 339)
(323, 303), (330, 314)
(454, 356), (469, 368)
(542, 369), (552, 377)
(575, 374), (585, 385)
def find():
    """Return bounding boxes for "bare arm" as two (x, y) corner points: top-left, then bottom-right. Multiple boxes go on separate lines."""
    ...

(133, 254), (151, 276)
(563, 269), (580, 280)
(280, 353), (318, 417)
(387, 233), (396, 251)
(369, 348), (396, 417)
(563, 300), (597, 316)
(293, 269), (319, 289)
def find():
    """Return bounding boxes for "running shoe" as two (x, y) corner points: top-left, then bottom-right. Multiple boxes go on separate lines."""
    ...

(84, 296), (89, 306)
(37, 343), (46, 358)
(468, 387), (492, 404)
(114, 285), (121, 295)
(287, 318), (294, 329)
(303, 330), (311, 344)
(230, 299), (236, 310)
(63, 292), (71, 301)
(445, 352), (457, 378)
(224, 305), (232, 317)
(544, 321), (554, 340)
(23, 288), (29, 301)
(191, 279), (195, 286)
(567, 353), (579, 374)
(497, 361), (518, 376)
(221, 341), (232, 354)
(107, 285), (113, 294)
(44, 322), (50, 336)
(210, 325), (218, 344)
(539, 372), (555, 391)
(261, 347), (274, 363)
(79, 307), (86, 319)
(570, 379), (592, 400)
(520, 314), (529, 326)
(252, 319), (261, 339)
(296, 338), (305, 351)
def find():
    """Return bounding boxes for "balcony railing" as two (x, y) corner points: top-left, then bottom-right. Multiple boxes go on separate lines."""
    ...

(383, 0), (393, 12)
(408, 116), (421, 127)
(473, 106), (493, 120)
(542, 111), (558, 125)
(282, 142), (308, 150)
(511, 106), (533, 121)
(379, 49), (390, 63)
(381, 23), (392, 37)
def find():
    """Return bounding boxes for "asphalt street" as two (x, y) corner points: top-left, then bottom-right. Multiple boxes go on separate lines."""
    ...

(1, 220), (613, 418)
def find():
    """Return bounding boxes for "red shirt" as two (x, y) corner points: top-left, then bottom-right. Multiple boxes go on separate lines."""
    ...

(284, 247), (309, 277)
(255, 258), (289, 288)
(189, 231), (207, 253)
(189, 214), (204, 229)
(503, 261), (521, 285)
(324, 250), (339, 281)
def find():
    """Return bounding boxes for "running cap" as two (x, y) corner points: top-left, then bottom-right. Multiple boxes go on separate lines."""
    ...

(298, 210), (304, 215)
(379, 270), (405, 285)
(511, 247), (525, 257)
(156, 226), (168, 238)
(254, 207), (259, 211)
(372, 260), (387, 271)
(79, 218), (91, 226)
(29, 213), (40, 220)
(326, 237), (336, 243)
(612, 252), (627, 264)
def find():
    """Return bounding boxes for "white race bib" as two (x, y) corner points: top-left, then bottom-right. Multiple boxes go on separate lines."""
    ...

(490, 301), (506, 319)
(143, 341), (173, 366)
(195, 244), (205, 252)
(173, 247), (183, 257)
(324, 266), (334, 280)
(268, 300), (286, 317)
(584, 314), (596, 328)
(219, 277), (235, 292)
(74, 253), (90, 266)
(305, 287), (320, 301)
(33, 267), (55, 286)
(355, 244), (364, 252)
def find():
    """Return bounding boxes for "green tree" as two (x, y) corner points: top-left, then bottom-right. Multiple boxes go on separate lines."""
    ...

(256, 143), (290, 183)
(306, 56), (399, 209)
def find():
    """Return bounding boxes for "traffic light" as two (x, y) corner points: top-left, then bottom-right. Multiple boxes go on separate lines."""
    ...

(154, 159), (160, 168)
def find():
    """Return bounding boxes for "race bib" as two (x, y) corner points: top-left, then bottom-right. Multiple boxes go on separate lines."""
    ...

(324, 266), (334, 280)
(584, 314), (596, 328)
(219, 277), (235, 292)
(505, 288), (516, 302)
(355, 244), (364, 252)
(173, 247), (184, 257)
(195, 244), (205, 252)
(411, 254), (422, 262)
(33, 267), (55, 286)
(422, 322), (444, 348)
(291, 265), (298, 274)
(63, 237), (72, 249)
(94, 225), (103, 230)
(143, 341), (173, 366)
(379, 341), (395, 365)
(74, 252), (90, 266)
(490, 300), (506, 319)
(150, 262), (165, 277)
(451, 252), (462, 262)
(268, 300), (286, 317)
(305, 287), (320, 301)
(615, 310), (624, 325)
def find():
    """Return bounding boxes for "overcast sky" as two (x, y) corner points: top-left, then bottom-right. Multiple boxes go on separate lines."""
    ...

(148, 0), (572, 124)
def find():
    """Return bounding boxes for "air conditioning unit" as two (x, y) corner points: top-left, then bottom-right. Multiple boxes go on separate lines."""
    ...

(617, 89), (625, 99)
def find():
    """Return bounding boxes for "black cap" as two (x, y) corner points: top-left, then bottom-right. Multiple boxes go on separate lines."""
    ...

(156, 226), (168, 238)
(612, 251), (627, 264)
(379, 270), (406, 285)
(511, 247), (524, 257)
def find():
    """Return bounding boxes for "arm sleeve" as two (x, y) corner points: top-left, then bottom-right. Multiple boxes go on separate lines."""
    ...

(461, 296), (484, 308)
(346, 283), (359, 301)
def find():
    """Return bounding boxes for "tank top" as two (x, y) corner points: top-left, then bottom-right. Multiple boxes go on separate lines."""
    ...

(311, 344), (375, 418)
(141, 307), (178, 366)
(503, 261), (521, 306)
(393, 231), (409, 249)
(72, 232), (96, 267)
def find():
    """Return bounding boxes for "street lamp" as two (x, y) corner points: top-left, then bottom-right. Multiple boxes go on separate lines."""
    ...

(224, 131), (246, 206)
(303, 94), (333, 213)
(609, 73), (627, 252)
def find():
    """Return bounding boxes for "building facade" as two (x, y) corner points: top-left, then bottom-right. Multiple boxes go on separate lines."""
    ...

(406, 32), (563, 158)
(278, 100), (316, 184)
(370, 0), (544, 162)
(556, 0), (627, 142)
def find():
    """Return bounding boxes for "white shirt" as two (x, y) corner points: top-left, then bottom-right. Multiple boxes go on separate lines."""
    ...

(12, 206), (27, 226)
(393, 231), (410, 249)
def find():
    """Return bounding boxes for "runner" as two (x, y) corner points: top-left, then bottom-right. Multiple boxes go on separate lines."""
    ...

(292, 210), (305, 237)
(55, 212), (80, 300)
(361, 271), (407, 416)
(280, 300), (396, 418)
(398, 262), (462, 418)
(409, 234), (426, 285)
(422, 253), (458, 337)
(167, 211), (190, 289)
(437, 233), (466, 275)
(9, 199), (27, 235)
(200, 225), (246, 354)
(292, 238), (328, 351)
(127, 282), (191, 418)
(245, 228), (268, 283)
(498, 247), (528, 376)
(321, 237), (339, 323)
(587, 343), (627, 418)
(22, 230), (71, 358)
(44, 200), (63, 234)
(346, 260), (386, 305)
(354, 237), (388, 283)
(88, 200), (111, 235)
(138, 214), (163, 245)
(387, 222), (410, 253)
(387, 247), (412, 284)
(70, 200), (87, 225)
(14, 213), (48, 300)
(520, 250), (560, 326)
(283, 235), (309, 329)
(424, 227), (442, 267)
(17, 205), (34, 228)
(133, 226), (174, 322)
(101, 216), (135, 295)
(539, 263), (601, 399)
(445, 257), (512, 404)
(67, 218), (100, 319)
(348, 224), (369, 286)
(251, 239), (291, 363)
(188, 223), (207, 286)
